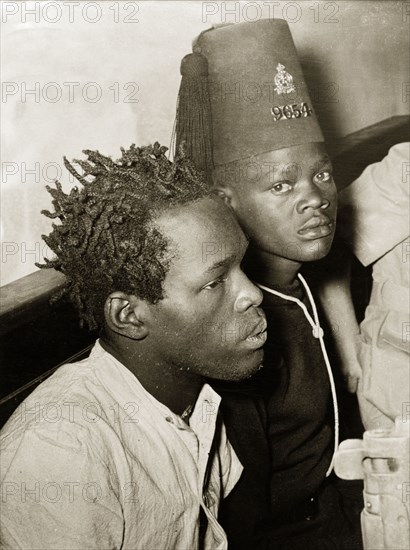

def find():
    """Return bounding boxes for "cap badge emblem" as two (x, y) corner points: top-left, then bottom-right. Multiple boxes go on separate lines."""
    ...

(274, 63), (296, 95)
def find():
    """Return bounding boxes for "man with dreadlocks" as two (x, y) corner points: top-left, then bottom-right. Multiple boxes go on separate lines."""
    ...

(0, 143), (268, 550)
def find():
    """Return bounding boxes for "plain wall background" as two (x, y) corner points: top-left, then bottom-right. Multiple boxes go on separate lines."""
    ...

(1, 0), (409, 285)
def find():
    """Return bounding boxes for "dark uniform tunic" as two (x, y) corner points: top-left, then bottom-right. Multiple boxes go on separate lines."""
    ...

(216, 279), (363, 550)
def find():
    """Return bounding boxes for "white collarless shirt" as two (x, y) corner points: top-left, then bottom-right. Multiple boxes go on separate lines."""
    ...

(1, 341), (243, 550)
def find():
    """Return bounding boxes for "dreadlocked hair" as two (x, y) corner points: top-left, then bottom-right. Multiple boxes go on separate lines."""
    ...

(37, 142), (210, 331)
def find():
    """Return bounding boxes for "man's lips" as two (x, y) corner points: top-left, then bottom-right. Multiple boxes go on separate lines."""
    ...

(244, 318), (268, 346)
(297, 216), (334, 238)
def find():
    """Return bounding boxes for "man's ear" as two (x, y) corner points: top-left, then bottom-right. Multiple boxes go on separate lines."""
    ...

(104, 291), (149, 340)
(212, 185), (236, 208)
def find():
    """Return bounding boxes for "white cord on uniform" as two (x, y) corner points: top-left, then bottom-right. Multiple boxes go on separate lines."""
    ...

(256, 273), (339, 477)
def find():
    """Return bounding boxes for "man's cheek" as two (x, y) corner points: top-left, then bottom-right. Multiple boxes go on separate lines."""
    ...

(197, 321), (224, 346)
(329, 188), (338, 207)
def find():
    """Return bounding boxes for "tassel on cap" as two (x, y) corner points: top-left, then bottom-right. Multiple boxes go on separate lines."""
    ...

(173, 50), (214, 182)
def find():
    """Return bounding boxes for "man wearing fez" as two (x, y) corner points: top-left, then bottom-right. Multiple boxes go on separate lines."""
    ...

(175, 20), (362, 549)
(0, 144), (268, 549)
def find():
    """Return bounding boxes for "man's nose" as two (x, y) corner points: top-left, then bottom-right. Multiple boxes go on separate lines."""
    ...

(296, 180), (330, 214)
(234, 272), (263, 313)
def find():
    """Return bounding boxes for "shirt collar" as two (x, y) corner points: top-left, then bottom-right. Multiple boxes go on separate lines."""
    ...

(89, 340), (222, 431)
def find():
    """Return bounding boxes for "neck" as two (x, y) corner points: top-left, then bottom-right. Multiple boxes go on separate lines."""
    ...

(100, 336), (203, 421)
(245, 246), (301, 287)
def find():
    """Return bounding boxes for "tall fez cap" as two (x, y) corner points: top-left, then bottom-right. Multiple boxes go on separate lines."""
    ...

(175, 19), (324, 175)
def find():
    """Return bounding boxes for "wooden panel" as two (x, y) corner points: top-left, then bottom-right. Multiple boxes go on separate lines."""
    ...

(331, 115), (410, 191)
(0, 276), (97, 427)
(0, 269), (66, 337)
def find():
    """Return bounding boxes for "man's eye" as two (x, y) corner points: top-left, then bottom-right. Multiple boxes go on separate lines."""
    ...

(203, 277), (227, 290)
(314, 170), (333, 184)
(271, 182), (292, 195)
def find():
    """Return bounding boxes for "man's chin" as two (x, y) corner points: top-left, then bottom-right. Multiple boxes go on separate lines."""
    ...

(231, 359), (265, 382)
(206, 351), (265, 383)
(302, 238), (335, 262)
(242, 361), (265, 380)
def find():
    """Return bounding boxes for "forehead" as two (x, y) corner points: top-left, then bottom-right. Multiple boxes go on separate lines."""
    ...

(255, 141), (329, 165)
(155, 196), (247, 268)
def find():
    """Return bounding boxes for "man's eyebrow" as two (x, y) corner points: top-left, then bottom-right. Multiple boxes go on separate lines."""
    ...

(205, 254), (236, 274)
(316, 155), (332, 165)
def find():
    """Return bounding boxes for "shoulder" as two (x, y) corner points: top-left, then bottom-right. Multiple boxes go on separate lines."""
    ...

(341, 142), (410, 201)
(1, 348), (124, 473)
(337, 142), (410, 265)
